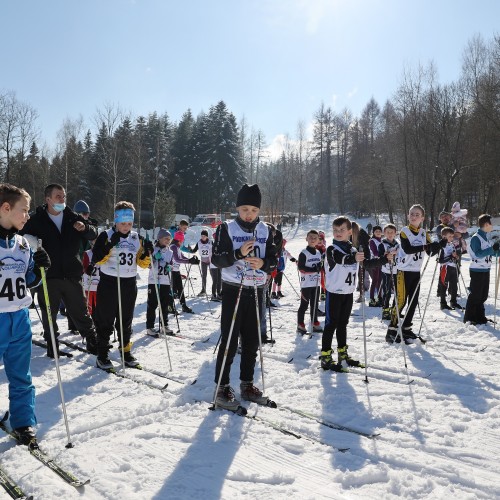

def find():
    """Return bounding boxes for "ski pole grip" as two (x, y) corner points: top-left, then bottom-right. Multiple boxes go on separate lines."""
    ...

(37, 238), (42, 251)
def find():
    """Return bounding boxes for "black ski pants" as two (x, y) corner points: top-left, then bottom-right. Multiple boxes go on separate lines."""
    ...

(322, 292), (353, 352)
(210, 268), (222, 296)
(37, 278), (95, 342)
(146, 284), (171, 329)
(171, 270), (186, 305)
(214, 282), (263, 386)
(381, 272), (396, 309)
(94, 274), (137, 357)
(464, 270), (490, 324)
(439, 265), (458, 305)
(389, 270), (420, 331)
(297, 286), (319, 325)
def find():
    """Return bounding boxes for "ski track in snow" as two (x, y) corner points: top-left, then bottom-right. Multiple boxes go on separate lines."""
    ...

(1, 214), (500, 499)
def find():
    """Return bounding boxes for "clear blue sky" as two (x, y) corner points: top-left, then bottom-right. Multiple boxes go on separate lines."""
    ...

(2, 0), (499, 154)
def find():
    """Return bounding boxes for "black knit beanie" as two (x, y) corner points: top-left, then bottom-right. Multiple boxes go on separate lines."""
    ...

(236, 184), (261, 208)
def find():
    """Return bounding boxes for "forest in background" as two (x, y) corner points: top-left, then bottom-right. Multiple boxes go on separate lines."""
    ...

(1, 34), (499, 229)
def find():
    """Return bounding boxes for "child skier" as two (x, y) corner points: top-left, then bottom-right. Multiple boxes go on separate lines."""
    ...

(146, 229), (174, 337)
(386, 204), (440, 344)
(190, 229), (212, 296)
(82, 242), (100, 317)
(368, 225), (383, 306)
(170, 231), (199, 313)
(0, 183), (50, 446)
(438, 227), (461, 310)
(321, 216), (390, 372)
(212, 183), (277, 411)
(297, 230), (323, 334)
(379, 224), (399, 320)
(91, 201), (152, 370)
(271, 239), (296, 299)
(464, 214), (500, 325)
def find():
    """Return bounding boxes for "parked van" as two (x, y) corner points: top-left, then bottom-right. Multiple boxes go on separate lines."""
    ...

(190, 214), (223, 228)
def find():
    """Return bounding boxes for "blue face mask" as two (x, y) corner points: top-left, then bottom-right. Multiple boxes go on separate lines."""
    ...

(52, 202), (66, 212)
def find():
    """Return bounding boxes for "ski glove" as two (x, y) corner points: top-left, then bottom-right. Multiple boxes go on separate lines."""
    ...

(493, 242), (500, 252)
(290, 257), (297, 263)
(85, 263), (94, 276)
(109, 231), (122, 247)
(143, 239), (154, 256)
(189, 256), (200, 264)
(33, 248), (51, 269)
(427, 241), (441, 256)
(153, 250), (163, 261)
(312, 262), (322, 272)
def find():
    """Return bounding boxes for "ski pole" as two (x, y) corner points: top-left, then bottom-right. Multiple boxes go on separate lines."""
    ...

(359, 246), (368, 383)
(310, 270), (321, 335)
(212, 273), (246, 409)
(281, 269), (301, 299)
(167, 268), (181, 333)
(266, 283), (274, 342)
(389, 262), (412, 384)
(494, 256), (499, 331)
(198, 263), (214, 315)
(399, 252), (434, 343)
(252, 269), (266, 394)
(417, 257), (439, 338)
(148, 235), (172, 371)
(116, 247), (126, 372)
(37, 239), (73, 448)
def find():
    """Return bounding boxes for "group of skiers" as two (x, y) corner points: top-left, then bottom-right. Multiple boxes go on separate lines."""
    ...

(1, 180), (499, 442)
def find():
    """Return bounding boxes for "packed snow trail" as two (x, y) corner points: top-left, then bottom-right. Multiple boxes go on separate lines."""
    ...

(1, 215), (500, 499)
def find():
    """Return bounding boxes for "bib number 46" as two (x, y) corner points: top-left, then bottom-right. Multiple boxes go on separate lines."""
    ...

(0, 277), (26, 301)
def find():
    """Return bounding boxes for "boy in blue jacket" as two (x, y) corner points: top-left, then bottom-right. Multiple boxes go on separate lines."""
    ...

(0, 183), (50, 447)
(464, 214), (500, 325)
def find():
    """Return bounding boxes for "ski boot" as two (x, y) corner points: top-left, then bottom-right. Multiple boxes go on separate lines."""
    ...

(182, 304), (194, 314)
(385, 327), (401, 344)
(121, 342), (141, 368)
(338, 345), (364, 368)
(312, 321), (323, 333)
(440, 302), (453, 310)
(402, 328), (417, 344)
(368, 299), (378, 307)
(450, 302), (463, 310)
(96, 356), (114, 371)
(271, 292), (278, 300)
(197, 289), (206, 297)
(277, 291), (285, 299)
(215, 385), (242, 412)
(382, 308), (391, 320)
(13, 426), (38, 448)
(320, 350), (346, 372)
(240, 382), (276, 407)
(146, 328), (160, 338)
(297, 323), (308, 335)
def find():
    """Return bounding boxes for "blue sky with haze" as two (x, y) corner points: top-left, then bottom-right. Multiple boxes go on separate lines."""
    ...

(3, 0), (499, 154)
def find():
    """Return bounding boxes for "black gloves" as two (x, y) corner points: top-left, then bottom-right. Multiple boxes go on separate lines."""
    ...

(189, 256), (200, 265)
(493, 242), (500, 252)
(290, 257), (297, 263)
(427, 241), (441, 256)
(33, 248), (51, 269)
(85, 263), (94, 276)
(110, 231), (122, 247)
(312, 262), (322, 272)
(143, 239), (154, 255)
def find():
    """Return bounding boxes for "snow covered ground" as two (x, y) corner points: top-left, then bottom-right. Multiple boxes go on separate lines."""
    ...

(1, 214), (500, 499)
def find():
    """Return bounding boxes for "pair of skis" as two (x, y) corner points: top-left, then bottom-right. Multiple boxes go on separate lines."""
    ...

(0, 413), (89, 498)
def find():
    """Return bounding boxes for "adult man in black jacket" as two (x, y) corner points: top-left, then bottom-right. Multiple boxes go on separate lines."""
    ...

(20, 184), (98, 356)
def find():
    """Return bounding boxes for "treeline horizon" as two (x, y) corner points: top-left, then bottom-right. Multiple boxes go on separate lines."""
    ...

(1, 33), (499, 229)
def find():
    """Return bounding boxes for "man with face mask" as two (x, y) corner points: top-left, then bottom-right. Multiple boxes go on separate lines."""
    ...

(20, 184), (99, 357)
